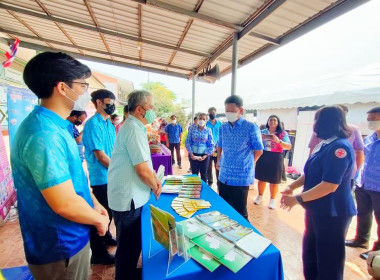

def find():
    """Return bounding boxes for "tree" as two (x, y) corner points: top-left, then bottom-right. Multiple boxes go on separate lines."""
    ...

(141, 81), (187, 129)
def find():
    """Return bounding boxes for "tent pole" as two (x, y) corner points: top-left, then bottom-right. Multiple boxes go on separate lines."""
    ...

(231, 32), (238, 95)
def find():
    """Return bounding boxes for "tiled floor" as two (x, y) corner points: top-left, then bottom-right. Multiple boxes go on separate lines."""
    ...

(0, 149), (376, 279)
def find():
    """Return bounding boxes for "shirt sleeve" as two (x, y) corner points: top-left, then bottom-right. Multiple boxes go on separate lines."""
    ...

(250, 124), (264, 150)
(179, 125), (183, 133)
(185, 129), (193, 153)
(206, 129), (215, 154)
(83, 119), (104, 152)
(281, 131), (291, 143)
(351, 127), (364, 151)
(217, 125), (223, 148)
(322, 144), (352, 184)
(125, 126), (151, 166)
(23, 133), (71, 190)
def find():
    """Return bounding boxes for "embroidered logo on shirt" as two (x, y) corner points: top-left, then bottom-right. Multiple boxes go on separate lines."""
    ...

(335, 148), (347, 158)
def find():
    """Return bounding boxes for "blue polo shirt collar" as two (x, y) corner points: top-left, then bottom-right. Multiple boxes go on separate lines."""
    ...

(34, 105), (71, 129)
(229, 117), (244, 127)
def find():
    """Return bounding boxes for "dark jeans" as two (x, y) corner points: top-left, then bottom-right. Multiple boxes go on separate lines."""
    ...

(169, 143), (181, 166)
(354, 187), (380, 250)
(217, 180), (249, 220)
(112, 201), (142, 280)
(303, 212), (351, 280)
(207, 155), (219, 185)
(189, 154), (210, 182)
(90, 184), (113, 258)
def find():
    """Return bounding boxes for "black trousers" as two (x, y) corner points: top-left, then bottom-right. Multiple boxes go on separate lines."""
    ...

(90, 184), (113, 257)
(217, 180), (249, 220)
(169, 143), (181, 166)
(354, 187), (380, 250)
(112, 202), (142, 280)
(189, 153), (210, 182)
(207, 155), (219, 185)
(303, 212), (351, 280)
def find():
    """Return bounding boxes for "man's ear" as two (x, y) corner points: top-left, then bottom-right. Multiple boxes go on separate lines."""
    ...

(56, 81), (67, 96)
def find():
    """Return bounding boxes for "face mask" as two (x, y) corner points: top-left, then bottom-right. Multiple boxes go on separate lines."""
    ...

(209, 114), (216, 120)
(198, 120), (206, 127)
(225, 112), (239, 123)
(114, 120), (121, 125)
(368, 120), (380, 131)
(64, 84), (91, 111)
(144, 110), (156, 124)
(171, 119), (177, 124)
(103, 103), (115, 115)
(74, 120), (83, 126)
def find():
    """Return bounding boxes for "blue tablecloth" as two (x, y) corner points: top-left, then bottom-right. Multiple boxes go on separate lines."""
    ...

(141, 179), (284, 280)
(1, 266), (33, 280)
(151, 144), (173, 176)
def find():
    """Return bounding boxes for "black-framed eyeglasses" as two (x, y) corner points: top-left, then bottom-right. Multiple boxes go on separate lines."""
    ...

(72, 81), (89, 90)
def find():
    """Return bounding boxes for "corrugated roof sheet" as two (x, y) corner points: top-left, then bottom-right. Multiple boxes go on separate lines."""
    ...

(0, 0), (369, 81)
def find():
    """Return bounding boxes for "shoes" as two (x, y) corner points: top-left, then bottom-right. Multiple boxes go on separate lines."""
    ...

(254, 195), (263, 205)
(360, 250), (371, 260)
(345, 239), (369, 249)
(105, 237), (117, 247)
(187, 168), (192, 173)
(90, 253), (115, 265)
(178, 165), (182, 169)
(269, 199), (276, 209)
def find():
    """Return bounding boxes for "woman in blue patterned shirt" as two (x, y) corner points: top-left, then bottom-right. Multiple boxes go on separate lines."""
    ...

(185, 113), (215, 182)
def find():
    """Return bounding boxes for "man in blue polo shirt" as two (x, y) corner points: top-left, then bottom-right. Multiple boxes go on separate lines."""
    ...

(11, 52), (109, 279)
(165, 114), (183, 168)
(345, 107), (380, 259)
(216, 95), (263, 220)
(83, 89), (116, 264)
(206, 106), (222, 186)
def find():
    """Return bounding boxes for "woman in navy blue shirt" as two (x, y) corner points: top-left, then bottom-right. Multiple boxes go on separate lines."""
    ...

(281, 106), (356, 280)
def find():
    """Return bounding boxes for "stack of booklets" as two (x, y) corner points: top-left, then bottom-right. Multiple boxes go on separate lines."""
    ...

(161, 176), (202, 198)
(171, 197), (211, 218)
(162, 175), (184, 193)
(179, 210), (272, 273)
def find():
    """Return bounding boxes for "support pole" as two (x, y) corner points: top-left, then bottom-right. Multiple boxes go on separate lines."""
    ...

(191, 69), (196, 124)
(231, 32), (238, 95)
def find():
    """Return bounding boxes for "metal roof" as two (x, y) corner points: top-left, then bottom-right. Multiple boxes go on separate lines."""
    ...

(0, 0), (370, 81)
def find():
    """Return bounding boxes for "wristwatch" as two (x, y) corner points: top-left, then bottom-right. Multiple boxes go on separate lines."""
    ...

(295, 195), (304, 205)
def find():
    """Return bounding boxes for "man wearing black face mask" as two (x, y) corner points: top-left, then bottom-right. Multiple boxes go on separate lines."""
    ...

(83, 89), (117, 265)
(67, 110), (87, 162)
(206, 107), (222, 187)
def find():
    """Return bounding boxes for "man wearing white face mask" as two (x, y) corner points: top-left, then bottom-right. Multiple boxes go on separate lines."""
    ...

(11, 52), (109, 279)
(347, 107), (380, 260)
(165, 115), (183, 168)
(216, 95), (263, 220)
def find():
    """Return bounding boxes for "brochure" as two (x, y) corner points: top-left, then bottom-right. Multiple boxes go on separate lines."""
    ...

(192, 231), (234, 259)
(189, 246), (221, 272)
(196, 210), (228, 225)
(218, 246), (252, 273)
(217, 225), (253, 242)
(209, 218), (238, 230)
(150, 205), (176, 251)
(235, 231), (272, 258)
(177, 217), (213, 239)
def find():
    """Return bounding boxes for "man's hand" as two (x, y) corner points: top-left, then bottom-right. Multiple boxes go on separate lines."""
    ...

(95, 215), (109, 236)
(216, 162), (220, 170)
(93, 202), (109, 219)
(153, 177), (162, 200)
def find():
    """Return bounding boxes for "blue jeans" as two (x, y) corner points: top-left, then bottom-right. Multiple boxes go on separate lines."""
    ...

(112, 201), (142, 280)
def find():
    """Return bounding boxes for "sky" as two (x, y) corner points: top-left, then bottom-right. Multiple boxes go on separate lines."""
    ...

(81, 0), (380, 113)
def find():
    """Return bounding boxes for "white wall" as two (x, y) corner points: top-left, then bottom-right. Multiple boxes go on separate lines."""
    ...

(345, 102), (380, 135)
(256, 108), (298, 130)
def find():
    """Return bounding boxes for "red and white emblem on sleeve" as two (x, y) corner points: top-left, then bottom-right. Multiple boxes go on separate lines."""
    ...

(335, 148), (347, 158)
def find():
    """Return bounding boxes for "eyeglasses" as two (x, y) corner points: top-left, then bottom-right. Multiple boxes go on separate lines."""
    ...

(72, 81), (89, 90)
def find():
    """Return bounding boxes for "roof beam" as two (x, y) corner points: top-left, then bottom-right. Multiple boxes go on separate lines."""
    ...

(248, 31), (280, 45)
(135, 0), (243, 31)
(4, 39), (189, 80)
(0, 2), (210, 59)
(0, 27), (192, 72)
(194, 0), (285, 77)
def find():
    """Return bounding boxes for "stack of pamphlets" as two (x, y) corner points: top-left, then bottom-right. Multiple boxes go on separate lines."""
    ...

(162, 175), (184, 194)
(150, 205), (177, 253)
(184, 210), (272, 273)
(161, 176), (202, 197)
(171, 197), (211, 218)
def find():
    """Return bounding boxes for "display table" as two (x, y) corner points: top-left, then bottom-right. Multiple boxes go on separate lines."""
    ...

(151, 144), (173, 175)
(1, 266), (33, 280)
(141, 178), (284, 280)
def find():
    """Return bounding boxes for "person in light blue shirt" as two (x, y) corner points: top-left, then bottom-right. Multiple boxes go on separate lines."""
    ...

(165, 115), (183, 168)
(216, 95), (263, 220)
(108, 90), (161, 280)
(11, 52), (109, 280)
(206, 106), (223, 186)
(345, 107), (380, 259)
(186, 113), (215, 182)
(82, 89), (116, 264)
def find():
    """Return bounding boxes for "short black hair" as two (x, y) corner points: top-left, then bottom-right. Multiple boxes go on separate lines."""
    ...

(367, 107), (380, 114)
(23, 52), (91, 99)
(170, 115), (176, 119)
(266, 115), (284, 133)
(91, 89), (116, 107)
(69, 110), (87, 117)
(193, 116), (198, 121)
(224, 95), (243, 108)
(111, 114), (119, 120)
(314, 106), (351, 140)
(208, 107), (216, 113)
(123, 104), (129, 113)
